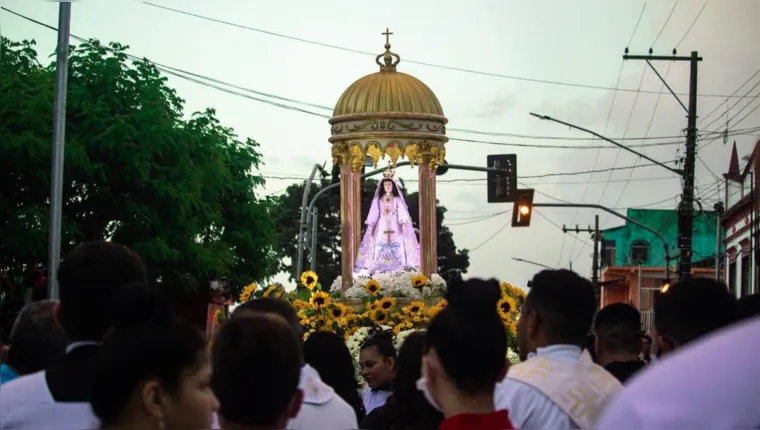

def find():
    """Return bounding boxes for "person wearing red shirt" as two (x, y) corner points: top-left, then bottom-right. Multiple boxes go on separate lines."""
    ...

(419, 279), (515, 430)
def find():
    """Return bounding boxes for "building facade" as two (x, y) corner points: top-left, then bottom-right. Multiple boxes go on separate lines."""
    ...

(721, 140), (760, 299)
(600, 208), (721, 330)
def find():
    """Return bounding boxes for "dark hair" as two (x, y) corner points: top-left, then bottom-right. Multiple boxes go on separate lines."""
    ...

(233, 298), (303, 342)
(379, 179), (400, 197)
(737, 294), (760, 320)
(654, 277), (737, 346)
(524, 269), (597, 346)
(594, 303), (643, 355)
(8, 300), (66, 375)
(582, 333), (597, 362)
(57, 241), (148, 342)
(385, 331), (444, 430)
(304, 332), (365, 421)
(212, 313), (301, 427)
(426, 278), (506, 394)
(91, 320), (207, 427)
(360, 328), (397, 360)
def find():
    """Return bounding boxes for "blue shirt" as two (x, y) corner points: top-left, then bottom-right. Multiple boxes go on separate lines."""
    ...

(0, 363), (18, 385)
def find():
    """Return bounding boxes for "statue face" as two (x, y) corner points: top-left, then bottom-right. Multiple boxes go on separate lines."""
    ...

(383, 180), (393, 194)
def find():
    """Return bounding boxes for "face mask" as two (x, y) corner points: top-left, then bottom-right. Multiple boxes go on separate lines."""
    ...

(416, 377), (443, 412)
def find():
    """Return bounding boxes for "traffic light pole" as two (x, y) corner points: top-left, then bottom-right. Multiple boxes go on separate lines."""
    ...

(623, 51), (702, 282)
(534, 203), (671, 281)
(562, 214), (601, 307)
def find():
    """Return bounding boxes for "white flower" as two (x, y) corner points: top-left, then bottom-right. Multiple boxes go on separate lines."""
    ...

(393, 329), (417, 350)
(507, 348), (520, 365)
(342, 269), (447, 299)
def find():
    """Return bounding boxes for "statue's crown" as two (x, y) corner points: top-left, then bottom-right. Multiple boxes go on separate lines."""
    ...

(383, 166), (395, 178)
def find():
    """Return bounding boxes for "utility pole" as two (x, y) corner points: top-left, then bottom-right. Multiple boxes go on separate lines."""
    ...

(623, 50), (702, 282)
(47, 2), (72, 300)
(562, 214), (601, 306)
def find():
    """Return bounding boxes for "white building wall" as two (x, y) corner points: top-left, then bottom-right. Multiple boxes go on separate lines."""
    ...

(724, 218), (756, 298)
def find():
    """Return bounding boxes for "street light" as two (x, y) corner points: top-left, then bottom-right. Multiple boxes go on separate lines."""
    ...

(511, 257), (553, 270)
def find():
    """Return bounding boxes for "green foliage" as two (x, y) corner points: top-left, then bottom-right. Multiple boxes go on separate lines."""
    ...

(271, 171), (470, 288)
(0, 37), (278, 296)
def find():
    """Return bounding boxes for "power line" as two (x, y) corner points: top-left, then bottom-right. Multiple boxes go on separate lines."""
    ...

(651, 3), (678, 49)
(138, 2), (752, 99)
(675, 3), (707, 49)
(9, 7), (756, 151)
(698, 67), (760, 128)
(469, 222), (509, 253)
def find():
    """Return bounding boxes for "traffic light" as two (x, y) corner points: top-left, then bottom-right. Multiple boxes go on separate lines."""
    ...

(511, 189), (534, 227)
(660, 279), (671, 293)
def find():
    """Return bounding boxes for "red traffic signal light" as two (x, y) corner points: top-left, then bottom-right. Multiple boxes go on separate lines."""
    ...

(511, 189), (535, 227)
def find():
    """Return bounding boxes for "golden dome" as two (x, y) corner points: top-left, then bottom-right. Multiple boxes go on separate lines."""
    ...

(332, 39), (445, 118)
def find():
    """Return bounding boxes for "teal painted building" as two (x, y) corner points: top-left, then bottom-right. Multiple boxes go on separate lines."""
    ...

(601, 209), (723, 269)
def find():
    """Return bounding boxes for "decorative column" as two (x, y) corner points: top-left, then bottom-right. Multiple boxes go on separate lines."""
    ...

(335, 144), (363, 291)
(351, 158), (364, 260)
(417, 151), (438, 277)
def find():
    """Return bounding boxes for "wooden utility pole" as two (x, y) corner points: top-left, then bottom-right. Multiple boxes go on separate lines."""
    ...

(563, 214), (601, 307)
(623, 50), (702, 281)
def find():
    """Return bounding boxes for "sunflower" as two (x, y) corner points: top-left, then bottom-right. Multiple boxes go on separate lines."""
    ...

(403, 300), (425, 315)
(310, 291), (331, 309)
(301, 271), (319, 290)
(377, 297), (396, 311)
(364, 279), (381, 295)
(239, 283), (258, 302)
(370, 309), (389, 325)
(292, 299), (309, 310)
(329, 304), (347, 319)
(501, 282), (526, 301)
(410, 274), (428, 289)
(214, 309), (224, 324)
(497, 296), (517, 321)
(263, 285), (282, 298)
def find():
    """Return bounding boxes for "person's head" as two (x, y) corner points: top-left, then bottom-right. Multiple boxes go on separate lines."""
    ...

(652, 277), (737, 358)
(57, 241), (148, 342)
(232, 298), (303, 344)
(593, 303), (643, 365)
(303, 331), (362, 415)
(91, 320), (218, 430)
(386, 331), (444, 429)
(212, 313), (303, 429)
(359, 328), (396, 389)
(424, 278), (508, 416)
(583, 332), (597, 363)
(517, 269), (597, 360)
(641, 334), (652, 358)
(7, 300), (66, 375)
(380, 179), (400, 196)
(737, 294), (760, 320)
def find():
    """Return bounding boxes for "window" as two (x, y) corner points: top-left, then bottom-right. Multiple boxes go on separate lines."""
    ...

(741, 255), (751, 296)
(602, 240), (616, 267)
(729, 260), (737, 297)
(630, 240), (649, 264)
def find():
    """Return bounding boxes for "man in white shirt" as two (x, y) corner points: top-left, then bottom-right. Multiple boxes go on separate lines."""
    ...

(0, 241), (150, 430)
(596, 316), (760, 429)
(495, 269), (621, 429)
(232, 299), (358, 430)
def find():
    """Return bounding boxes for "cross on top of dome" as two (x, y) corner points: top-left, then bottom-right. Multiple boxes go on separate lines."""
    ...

(376, 28), (400, 71)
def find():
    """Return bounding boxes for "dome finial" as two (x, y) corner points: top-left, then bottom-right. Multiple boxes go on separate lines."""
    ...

(376, 28), (400, 71)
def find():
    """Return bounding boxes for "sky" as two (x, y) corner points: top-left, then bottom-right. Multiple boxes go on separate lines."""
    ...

(2, 0), (759, 289)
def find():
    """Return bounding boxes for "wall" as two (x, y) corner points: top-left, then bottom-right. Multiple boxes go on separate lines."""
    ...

(602, 209), (722, 268)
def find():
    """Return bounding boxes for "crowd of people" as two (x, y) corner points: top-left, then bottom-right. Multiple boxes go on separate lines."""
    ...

(0, 240), (759, 429)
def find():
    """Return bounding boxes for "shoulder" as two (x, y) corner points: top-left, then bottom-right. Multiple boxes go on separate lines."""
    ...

(0, 371), (52, 405)
(495, 378), (573, 429)
(289, 394), (358, 429)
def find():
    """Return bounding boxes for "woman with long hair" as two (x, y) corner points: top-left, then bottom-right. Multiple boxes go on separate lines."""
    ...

(304, 331), (365, 422)
(361, 331), (444, 430)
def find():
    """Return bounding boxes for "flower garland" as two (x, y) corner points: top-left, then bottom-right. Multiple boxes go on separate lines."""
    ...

(335, 269), (447, 299)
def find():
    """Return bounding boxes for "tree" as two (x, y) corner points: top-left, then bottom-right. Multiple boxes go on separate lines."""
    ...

(0, 38), (278, 298)
(271, 170), (470, 288)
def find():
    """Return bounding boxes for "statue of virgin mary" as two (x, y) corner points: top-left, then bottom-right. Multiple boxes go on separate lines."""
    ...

(354, 168), (421, 275)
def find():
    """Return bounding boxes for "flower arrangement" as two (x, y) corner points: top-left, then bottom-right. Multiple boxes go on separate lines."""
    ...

(335, 269), (447, 299)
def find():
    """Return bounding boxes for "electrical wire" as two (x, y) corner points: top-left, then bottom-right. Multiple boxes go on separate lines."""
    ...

(651, 3), (678, 49)
(675, 2), (707, 49)
(469, 222), (509, 253)
(698, 68), (760, 128)
(138, 2), (751, 99)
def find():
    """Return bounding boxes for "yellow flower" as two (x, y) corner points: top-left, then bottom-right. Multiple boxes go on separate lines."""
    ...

(404, 300), (425, 315)
(214, 309), (224, 324)
(370, 309), (389, 325)
(310, 291), (331, 309)
(497, 296), (517, 320)
(377, 297), (396, 312)
(263, 285), (282, 298)
(329, 304), (348, 319)
(410, 274), (428, 289)
(292, 299), (308, 310)
(239, 283), (258, 302)
(365, 279), (381, 295)
(301, 271), (319, 290)
(501, 282), (526, 301)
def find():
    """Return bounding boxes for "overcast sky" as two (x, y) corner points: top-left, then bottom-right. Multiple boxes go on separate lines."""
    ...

(3, 1), (759, 288)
